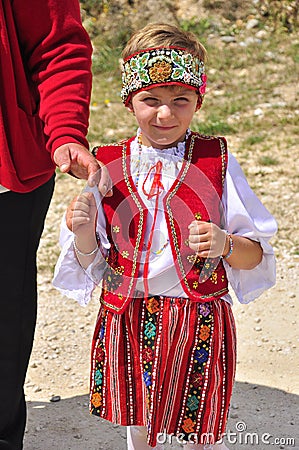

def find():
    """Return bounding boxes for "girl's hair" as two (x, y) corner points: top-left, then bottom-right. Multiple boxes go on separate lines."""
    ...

(122, 22), (207, 62)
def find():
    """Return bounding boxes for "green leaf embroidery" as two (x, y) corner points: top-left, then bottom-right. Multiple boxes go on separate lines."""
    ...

(172, 68), (184, 79)
(139, 69), (150, 83)
(138, 53), (150, 69)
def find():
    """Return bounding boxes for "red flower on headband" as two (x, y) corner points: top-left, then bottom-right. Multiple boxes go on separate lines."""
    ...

(199, 73), (207, 95)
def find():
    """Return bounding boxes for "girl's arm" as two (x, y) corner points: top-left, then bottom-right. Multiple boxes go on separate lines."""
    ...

(188, 220), (263, 270)
(222, 151), (277, 303)
(221, 233), (262, 270)
(52, 190), (109, 306)
(66, 192), (99, 269)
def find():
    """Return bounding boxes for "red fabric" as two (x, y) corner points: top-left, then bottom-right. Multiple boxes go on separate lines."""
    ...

(90, 296), (236, 447)
(95, 133), (229, 314)
(0, 0), (92, 192)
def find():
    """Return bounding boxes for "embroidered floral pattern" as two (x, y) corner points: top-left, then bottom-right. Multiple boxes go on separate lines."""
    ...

(211, 272), (218, 284)
(103, 265), (124, 293)
(143, 371), (152, 387)
(91, 392), (102, 408)
(121, 48), (206, 104)
(115, 266), (125, 275)
(199, 74), (207, 95)
(182, 417), (196, 433)
(193, 256), (220, 283)
(145, 322), (157, 339)
(199, 303), (210, 317)
(190, 372), (203, 388)
(194, 347), (209, 363)
(149, 60), (172, 82)
(146, 297), (160, 314)
(90, 311), (107, 414)
(180, 302), (213, 441)
(187, 254), (197, 264)
(142, 347), (154, 363)
(187, 395), (200, 411)
(199, 325), (210, 341)
(142, 296), (160, 409)
(95, 369), (103, 386)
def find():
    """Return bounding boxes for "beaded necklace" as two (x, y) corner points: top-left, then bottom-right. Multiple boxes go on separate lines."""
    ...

(134, 133), (143, 189)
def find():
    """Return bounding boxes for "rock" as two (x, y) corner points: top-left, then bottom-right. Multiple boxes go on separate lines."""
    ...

(221, 36), (236, 43)
(246, 18), (259, 29)
(254, 108), (264, 116)
(256, 29), (267, 39)
(50, 395), (61, 402)
(74, 434), (82, 439)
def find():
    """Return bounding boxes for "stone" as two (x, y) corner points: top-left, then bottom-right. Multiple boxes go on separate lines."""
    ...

(50, 395), (61, 402)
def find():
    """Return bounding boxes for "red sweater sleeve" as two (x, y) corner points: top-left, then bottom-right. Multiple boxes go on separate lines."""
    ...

(12, 0), (92, 155)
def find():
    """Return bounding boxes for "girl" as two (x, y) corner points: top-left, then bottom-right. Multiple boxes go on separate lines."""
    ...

(53, 23), (277, 450)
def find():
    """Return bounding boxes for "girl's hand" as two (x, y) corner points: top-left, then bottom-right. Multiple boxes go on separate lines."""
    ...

(188, 220), (227, 258)
(66, 192), (97, 236)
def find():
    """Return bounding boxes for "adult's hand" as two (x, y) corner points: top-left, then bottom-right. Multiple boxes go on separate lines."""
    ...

(53, 143), (112, 196)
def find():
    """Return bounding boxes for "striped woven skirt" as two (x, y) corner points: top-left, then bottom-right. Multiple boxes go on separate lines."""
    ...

(90, 294), (236, 447)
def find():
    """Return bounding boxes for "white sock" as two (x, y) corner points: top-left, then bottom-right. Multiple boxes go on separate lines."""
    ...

(127, 426), (164, 450)
(184, 442), (229, 450)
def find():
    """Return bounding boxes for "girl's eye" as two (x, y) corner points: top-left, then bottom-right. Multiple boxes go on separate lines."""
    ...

(143, 97), (158, 104)
(175, 97), (189, 103)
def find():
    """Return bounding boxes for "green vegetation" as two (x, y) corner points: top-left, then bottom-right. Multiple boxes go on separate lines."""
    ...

(258, 156), (279, 166)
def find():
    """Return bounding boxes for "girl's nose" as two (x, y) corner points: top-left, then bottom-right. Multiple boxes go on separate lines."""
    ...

(157, 104), (173, 118)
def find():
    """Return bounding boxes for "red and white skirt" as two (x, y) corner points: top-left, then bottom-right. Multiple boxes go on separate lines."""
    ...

(90, 294), (236, 447)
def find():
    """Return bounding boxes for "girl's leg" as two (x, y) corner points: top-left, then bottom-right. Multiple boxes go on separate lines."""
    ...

(127, 426), (164, 450)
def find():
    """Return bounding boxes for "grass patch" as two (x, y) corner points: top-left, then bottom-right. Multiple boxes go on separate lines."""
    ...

(244, 135), (266, 146)
(258, 156), (279, 166)
(193, 116), (236, 136)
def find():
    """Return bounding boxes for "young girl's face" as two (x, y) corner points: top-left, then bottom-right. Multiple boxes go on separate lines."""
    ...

(128, 86), (199, 149)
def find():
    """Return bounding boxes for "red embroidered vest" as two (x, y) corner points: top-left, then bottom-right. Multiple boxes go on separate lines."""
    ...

(94, 132), (229, 313)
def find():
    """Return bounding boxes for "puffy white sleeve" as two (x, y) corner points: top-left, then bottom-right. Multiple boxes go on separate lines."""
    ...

(222, 152), (278, 304)
(52, 185), (110, 306)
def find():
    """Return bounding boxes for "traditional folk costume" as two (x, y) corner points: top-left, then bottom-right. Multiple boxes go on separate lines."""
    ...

(53, 46), (277, 448)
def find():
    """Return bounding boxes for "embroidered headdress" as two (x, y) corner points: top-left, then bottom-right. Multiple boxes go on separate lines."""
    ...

(121, 46), (207, 105)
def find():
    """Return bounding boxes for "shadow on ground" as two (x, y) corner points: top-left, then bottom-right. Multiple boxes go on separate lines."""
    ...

(24, 381), (298, 450)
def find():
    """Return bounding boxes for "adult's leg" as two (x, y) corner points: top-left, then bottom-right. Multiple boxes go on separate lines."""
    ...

(0, 176), (55, 450)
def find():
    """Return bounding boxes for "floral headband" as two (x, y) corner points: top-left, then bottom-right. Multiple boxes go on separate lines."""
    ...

(121, 46), (207, 105)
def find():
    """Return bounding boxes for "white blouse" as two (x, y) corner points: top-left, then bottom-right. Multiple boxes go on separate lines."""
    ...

(52, 132), (277, 307)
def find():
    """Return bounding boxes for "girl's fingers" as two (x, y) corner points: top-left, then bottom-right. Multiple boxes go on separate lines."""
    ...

(73, 194), (92, 211)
